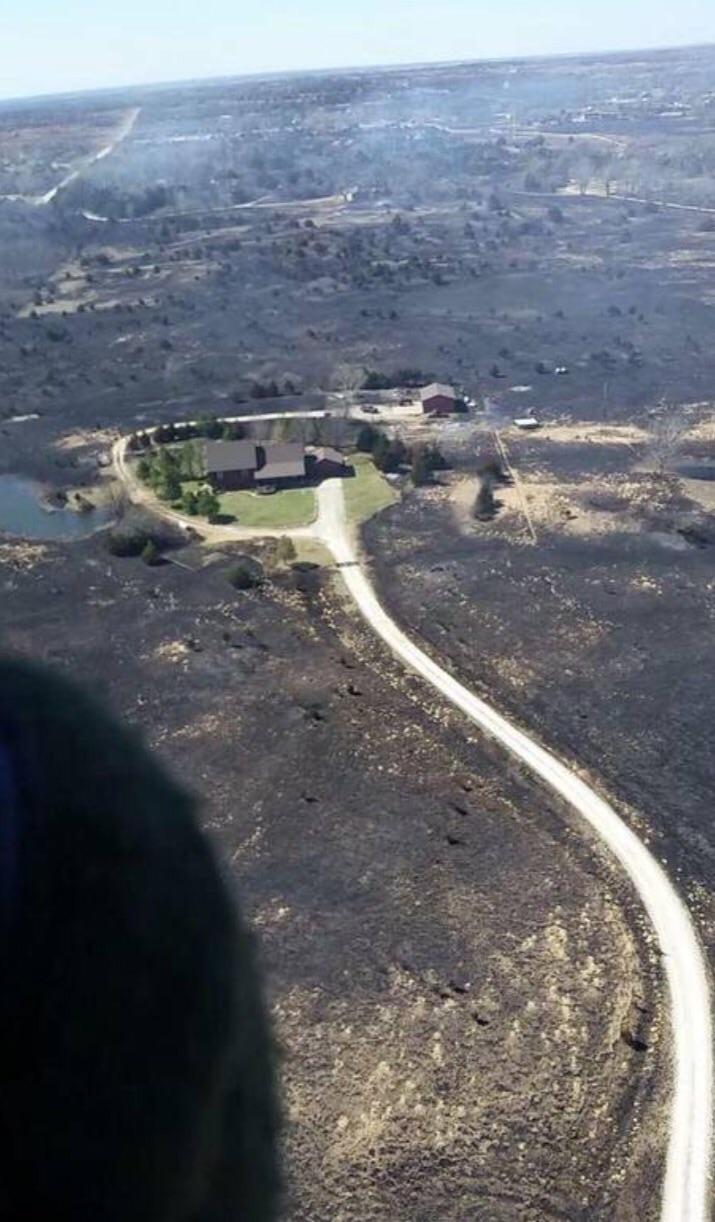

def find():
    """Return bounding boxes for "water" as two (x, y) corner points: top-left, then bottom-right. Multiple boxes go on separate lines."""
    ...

(0, 474), (113, 541)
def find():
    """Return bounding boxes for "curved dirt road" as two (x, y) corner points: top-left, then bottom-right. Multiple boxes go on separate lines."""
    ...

(316, 477), (712, 1222)
(113, 433), (713, 1220)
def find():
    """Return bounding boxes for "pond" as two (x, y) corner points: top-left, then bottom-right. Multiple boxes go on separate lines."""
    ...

(0, 474), (114, 541)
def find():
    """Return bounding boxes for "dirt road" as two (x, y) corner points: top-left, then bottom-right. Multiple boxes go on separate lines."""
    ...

(36, 106), (141, 207)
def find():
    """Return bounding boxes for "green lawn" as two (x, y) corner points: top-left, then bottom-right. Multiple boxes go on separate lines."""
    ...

(182, 481), (317, 529)
(344, 453), (399, 523)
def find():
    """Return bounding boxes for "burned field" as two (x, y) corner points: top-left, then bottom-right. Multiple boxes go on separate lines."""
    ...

(0, 530), (664, 1219)
(4, 45), (715, 458)
(367, 421), (715, 968)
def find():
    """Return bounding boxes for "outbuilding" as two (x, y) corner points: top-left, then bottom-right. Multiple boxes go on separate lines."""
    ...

(420, 383), (457, 415)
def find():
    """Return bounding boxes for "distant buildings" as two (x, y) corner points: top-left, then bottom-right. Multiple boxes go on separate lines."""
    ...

(420, 383), (458, 415)
(204, 440), (348, 490)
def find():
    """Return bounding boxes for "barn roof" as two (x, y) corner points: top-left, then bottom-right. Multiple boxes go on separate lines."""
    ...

(420, 382), (457, 402)
(257, 442), (306, 481)
(204, 440), (258, 474)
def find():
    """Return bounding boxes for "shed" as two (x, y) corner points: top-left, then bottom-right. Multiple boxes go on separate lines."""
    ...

(420, 383), (457, 415)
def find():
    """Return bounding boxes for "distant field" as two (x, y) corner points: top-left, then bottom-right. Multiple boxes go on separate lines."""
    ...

(344, 453), (398, 523)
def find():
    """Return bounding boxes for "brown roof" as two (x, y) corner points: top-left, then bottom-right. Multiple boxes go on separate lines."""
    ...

(256, 442), (306, 482)
(420, 382), (457, 402)
(204, 440), (258, 474)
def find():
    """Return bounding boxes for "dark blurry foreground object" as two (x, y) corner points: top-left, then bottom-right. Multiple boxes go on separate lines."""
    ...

(0, 658), (280, 1222)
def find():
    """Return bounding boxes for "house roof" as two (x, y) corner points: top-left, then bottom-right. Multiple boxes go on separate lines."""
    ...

(420, 382), (457, 402)
(314, 446), (345, 465)
(257, 442), (306, 481)
(204, 440), (258, 474)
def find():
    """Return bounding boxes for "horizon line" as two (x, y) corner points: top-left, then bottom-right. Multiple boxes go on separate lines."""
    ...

(1, 37), (714, 107)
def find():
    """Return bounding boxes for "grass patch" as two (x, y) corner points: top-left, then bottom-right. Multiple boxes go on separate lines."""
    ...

(344, 453), (399, 523)
(292, 537), (333, 567)
(183, 482), (316, 528)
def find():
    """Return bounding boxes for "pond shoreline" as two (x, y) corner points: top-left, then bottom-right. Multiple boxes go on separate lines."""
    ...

(0, 473), (115, 542)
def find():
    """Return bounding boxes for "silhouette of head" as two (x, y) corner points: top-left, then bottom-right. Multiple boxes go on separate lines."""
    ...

(0, 658), (280, 1222)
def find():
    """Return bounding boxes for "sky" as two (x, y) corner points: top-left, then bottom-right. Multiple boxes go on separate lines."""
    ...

(1, 0), (714, 100)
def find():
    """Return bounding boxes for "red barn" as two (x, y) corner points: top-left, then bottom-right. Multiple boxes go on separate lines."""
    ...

(420, 382), (457, 415)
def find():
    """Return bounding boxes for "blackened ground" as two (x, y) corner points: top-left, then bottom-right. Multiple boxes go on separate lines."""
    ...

(366, 474), (715, 971)
(0, 532), (663, 1220)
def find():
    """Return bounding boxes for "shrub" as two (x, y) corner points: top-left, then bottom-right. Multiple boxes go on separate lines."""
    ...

(141, 539), (161, 566)
(228, 561), (263, 590)
(274, 536), (296, 564)
(106, 527), (150, 557)
(373, 436), (407, 473)
(196, 487), (220, 520)
(181, 489), (199, 515)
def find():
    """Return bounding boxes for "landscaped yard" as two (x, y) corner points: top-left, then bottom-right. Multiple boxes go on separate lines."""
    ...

(182, 481), (317, 529)
(343, 453), (399, 523)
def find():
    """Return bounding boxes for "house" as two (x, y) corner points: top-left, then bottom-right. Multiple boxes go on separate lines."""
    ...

(254, 442), (306, 484)
(420, 382), (457, 415)
(204, 438), (348, 488)
(308, 446), (349, 480)
(205, 440), (258, 490)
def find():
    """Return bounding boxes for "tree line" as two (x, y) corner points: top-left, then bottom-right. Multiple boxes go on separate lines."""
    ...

(136, 443), (221, 520)
(356, 424), (446, 485)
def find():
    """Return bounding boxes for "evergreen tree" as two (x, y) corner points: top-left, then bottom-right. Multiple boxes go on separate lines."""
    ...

(179, 440), (203, 480)
(474, 476), (496, 520)
(410, 445), (432, 486)
(197, 486), (220, 520)
(356, 424), (378, 453)
(371, 431), (391, 470)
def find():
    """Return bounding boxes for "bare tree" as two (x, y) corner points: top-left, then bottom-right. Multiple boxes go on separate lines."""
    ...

(332, 362), (366, 397)
(645, 401), (690, 475)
